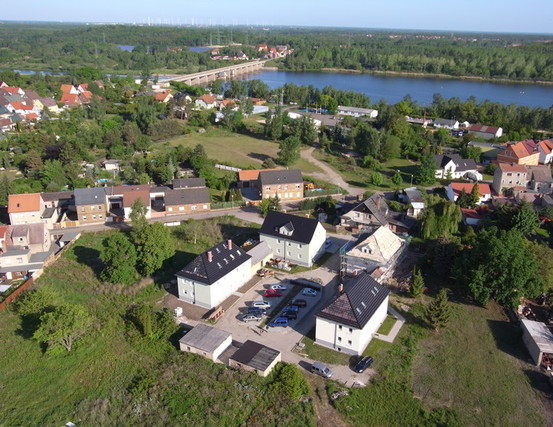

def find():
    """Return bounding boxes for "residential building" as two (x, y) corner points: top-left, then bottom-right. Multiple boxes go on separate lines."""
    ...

(492, 163), (528, 194)
(8, 193), (44, 225)
(315, 273), (390, 355)
(164, 188), (210, 215)
(340, 226), (405, 278)
(259, 211), (326, 267)
(229, 340), (281, 377)
(337, 105), (378, 118)
(537, 139), (553, 164)
(246, 241), (273, 275)
(195, 94), (217, 109)
(497, 140), (540, 166)
(237, 168), (279, 189)
(153, 90), (173, 103)
(257, 169), (303, 200)
(103, 159), (121, 172)
(520, 318), (553, 367)
(434, 118), (459, 130)
(110, 185), (152, 220)
(527, 166), (553, 193)
(179, 324), (232, 362)
(403, 187), (425, 218)
(73, 187), (108, 224)
(176, 240), (252, 309)
(446, 182), (492, 204)
(461, 208), (487, 226)
(467, 124), (503, 140)
(172, 177), (206, 189)
(433, 154), (481, 180)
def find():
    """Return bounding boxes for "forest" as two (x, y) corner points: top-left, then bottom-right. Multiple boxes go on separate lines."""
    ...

(1, 23), (552, 81)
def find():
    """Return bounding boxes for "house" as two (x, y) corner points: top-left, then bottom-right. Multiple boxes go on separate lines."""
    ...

(403, 187), (425, 218)
(537, 139), (553, 164)
(257, 44), (269, 52)
(172, 177), (206, 189)
(527, 166), (553, 194)
(0, 118), (14, 132)
(446, 182), (492, 204)
(164, 188), (210, 215)
(340, 193), (413, 233)
(229, 340), (281, 377)
(38, 97), (61, 114)
(434, 118), (459, 130)
(103, 159), (121, 172)
(497, 140), (540, 166)
(257, 169), (304, 201)
(468, 124), (503, 140)
(8, 193), (44, 225)
(315, 273), (390, 355)
(492, 163), (528, 194)
(246, 241), (273, 275)
(337, 105), (378, 119)
(520, 318), (553, 367)
(433, 154), (481, 180)
(259, 211), (326, 268)
(73, 187), (108, 224)
(60, 84), (78, 95)
(179, 324), (232, 362)
(461, 208), (487, 226)
(340, 226), (405, 278)
(153, 90), (173, 103)
(195, 94), (217, 109)
(110, 185), (151, 220)
(176, 240), (252, 308)
(237, 168), (279, 189)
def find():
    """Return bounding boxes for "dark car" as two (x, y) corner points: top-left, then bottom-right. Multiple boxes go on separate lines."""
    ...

(283, 311), (297, 320)
(247, 307), (267, 316)
(283, 305), (299, 314)
(290, 299), (307, 308)
(353, 356), (374, 373)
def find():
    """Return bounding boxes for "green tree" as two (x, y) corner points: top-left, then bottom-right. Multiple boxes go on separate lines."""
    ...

(33, 305), (92, 353)
(0, 175), (12, 206)
(133, 223), (175, 276)
(420, 196), (462, 240)
(133, 97), (157, 134)
(460, 145), (482, 162)
(259, 196), (281, 216)
(456, 189), (474, 209)
(511, 202), (538, 236)
(136, 303), (153, 337)
(470, 183), (480, 206)
(277, 136), (301, 166)
(100, 233), (138, 285)
(391, 171), (403, 188)
(209, 79), (224, 95)
(410, 267), (425, 298)
(261, 157), (277, 169)
(370, 172), (383, 186)
(414, 155), (436, 186)
(39, 159), (67, 191)
(269, 363), (310, 403)
(129, 198), (148, 231)
(425, 288), (451, 330)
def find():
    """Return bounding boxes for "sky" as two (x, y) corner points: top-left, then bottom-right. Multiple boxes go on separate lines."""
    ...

(2, 0), (552, 34)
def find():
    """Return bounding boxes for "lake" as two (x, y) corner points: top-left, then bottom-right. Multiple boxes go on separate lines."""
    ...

(241, 70), (553, 108)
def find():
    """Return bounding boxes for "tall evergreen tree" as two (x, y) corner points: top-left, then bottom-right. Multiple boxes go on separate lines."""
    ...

(410, 267), (425, 298)
(425, 288), (451, 330)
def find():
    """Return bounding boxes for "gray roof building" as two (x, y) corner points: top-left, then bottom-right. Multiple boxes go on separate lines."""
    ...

(258, 169), (303, 186)
(173, 177), (206, 189)
(164, 188), (210, 206)
(229, 340), (281, 377)
(179, 324), (232, 361)
(259, 211), (320, 244)
(74, 187), (108, 206)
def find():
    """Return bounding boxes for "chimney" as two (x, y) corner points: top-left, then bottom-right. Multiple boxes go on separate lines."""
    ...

(338, 283), (344, 294)
(207, 251), (213, 262)
(376, 196), (381, 209)
(227, 239), (232, 250)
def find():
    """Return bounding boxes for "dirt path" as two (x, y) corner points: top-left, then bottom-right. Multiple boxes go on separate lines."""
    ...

(301, 147), (365, 196)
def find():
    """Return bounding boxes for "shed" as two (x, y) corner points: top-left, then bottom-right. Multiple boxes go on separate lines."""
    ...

(521, 318), (553, 367)
(246, 241), (273, 273)
(229, 340), (281, 377)
(179, 324), (232, 362)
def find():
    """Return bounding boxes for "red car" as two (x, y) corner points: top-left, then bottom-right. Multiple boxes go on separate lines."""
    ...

(264, 289), (283, 298)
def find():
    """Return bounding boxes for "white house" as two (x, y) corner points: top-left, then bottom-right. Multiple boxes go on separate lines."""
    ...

(176, 240), (252, 309)
(315, 273), (389, 355)
(179, 324), (232, 362)
(537, 139), (553, 165)
(337, 105), (378, 118)
(259, 211), (326, 268)
(434, 118), (459, 130)
(287, 112), (321, 128)
(433, 154), (482, 180)
(403, 187), (425, 218)
(468, 124), (503, 140)
(446, 182), (492, 204)
(195, 94), (217, 109)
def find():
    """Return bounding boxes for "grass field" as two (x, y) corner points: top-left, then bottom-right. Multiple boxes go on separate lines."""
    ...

(155, 128), (322, 173)
(0, 218), (315, 426)
(376, 315), (396, 335)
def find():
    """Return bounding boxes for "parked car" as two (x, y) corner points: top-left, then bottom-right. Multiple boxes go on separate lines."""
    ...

(242, 314), (262, 323)
(270, 283), (288, 291)
(302, 288), (318, 297)
(353, 356), (374, 373)
(264, 289), (283, 298)
(311, 362), (332, 378)
(268, 317), (289, 327)
(247, 307), (267, 316)
(325, 238), (332, 247)
(283, 311), (297, 320)
(252, 301), (271, 309)
(290, 298), (307, 308)
(283, 305), (299, 313)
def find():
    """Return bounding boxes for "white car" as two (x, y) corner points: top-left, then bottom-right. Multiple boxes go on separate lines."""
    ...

(252, 300), (271, 309)
(302, 288), (318, 297)
(270, 283), (288, 291)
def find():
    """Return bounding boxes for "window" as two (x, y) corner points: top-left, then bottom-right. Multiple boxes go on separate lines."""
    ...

(337, 337), (342, 343)
(277, 239), (281, 244)
(192, 205), (197, 210)
(287, 251), (291, 256)
(338, 325), (342, 330)
(348, 340), (352, 345)
(168, 207), (173, 212)
(277, 249), (281, 254)
(81, 207), (85, 212)
(92, 215), (96, 220)
(507, 172), (512, 176)
(16, 257), (23, 263)
(265, 186), (270, 190)
(98, 205), (102, 210)
(99, 214), (103, 219)
(296, 184), (301, 189)
(298, 254), (302, 259)
(179, 206), (184, 211)
(298, 244), (303, 249)
(91, 206), (95, 210)
(203, 204), (208, 209)
(287, 242), (291, 246)
(349, 328), (353, 333)
(83, 215), (87, 220)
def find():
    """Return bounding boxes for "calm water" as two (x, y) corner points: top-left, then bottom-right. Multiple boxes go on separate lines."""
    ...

(242, 70), (553, 108)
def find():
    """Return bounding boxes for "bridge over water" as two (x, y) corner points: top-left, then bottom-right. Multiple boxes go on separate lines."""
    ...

(165, 60), (268, 86)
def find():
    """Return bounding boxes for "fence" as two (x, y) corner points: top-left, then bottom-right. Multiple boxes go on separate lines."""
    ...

(211, 201), (246, 210)
(0, 277), (34, 312)
(305, 189), (342, 198)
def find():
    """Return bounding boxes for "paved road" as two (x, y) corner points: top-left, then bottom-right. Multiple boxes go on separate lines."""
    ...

(301, 147), (365, 197)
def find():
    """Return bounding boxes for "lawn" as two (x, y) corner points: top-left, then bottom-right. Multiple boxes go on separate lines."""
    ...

(0, 218), (315, 426)
(301, 327), (351, 366)
(376, 315), (396, 335)
(412, 300), (545, 426)
(154, 128), (322, 173)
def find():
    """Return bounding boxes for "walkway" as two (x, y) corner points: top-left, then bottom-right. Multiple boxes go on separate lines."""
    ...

(374, 306), (405, 343)
(301, 147), (365, 197)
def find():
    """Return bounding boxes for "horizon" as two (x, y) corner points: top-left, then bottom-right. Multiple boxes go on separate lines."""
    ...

(1, 0), (552, 34)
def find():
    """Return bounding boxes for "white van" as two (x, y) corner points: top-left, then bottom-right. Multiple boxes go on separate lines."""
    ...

(311, 362), (332, 378)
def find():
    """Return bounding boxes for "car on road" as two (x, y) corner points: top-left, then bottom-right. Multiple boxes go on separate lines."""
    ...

(290, 299), (307, 308)
(247, 307), (267, 316)
(268, 317), (289, 327)
(302, 288), (318, 297)
(242, 314), (263, 323)
(252, 301), (271, 309)
(264, 289), (283, 298)
(270, 283), (288, 291)
(353, 356), (374, 373)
